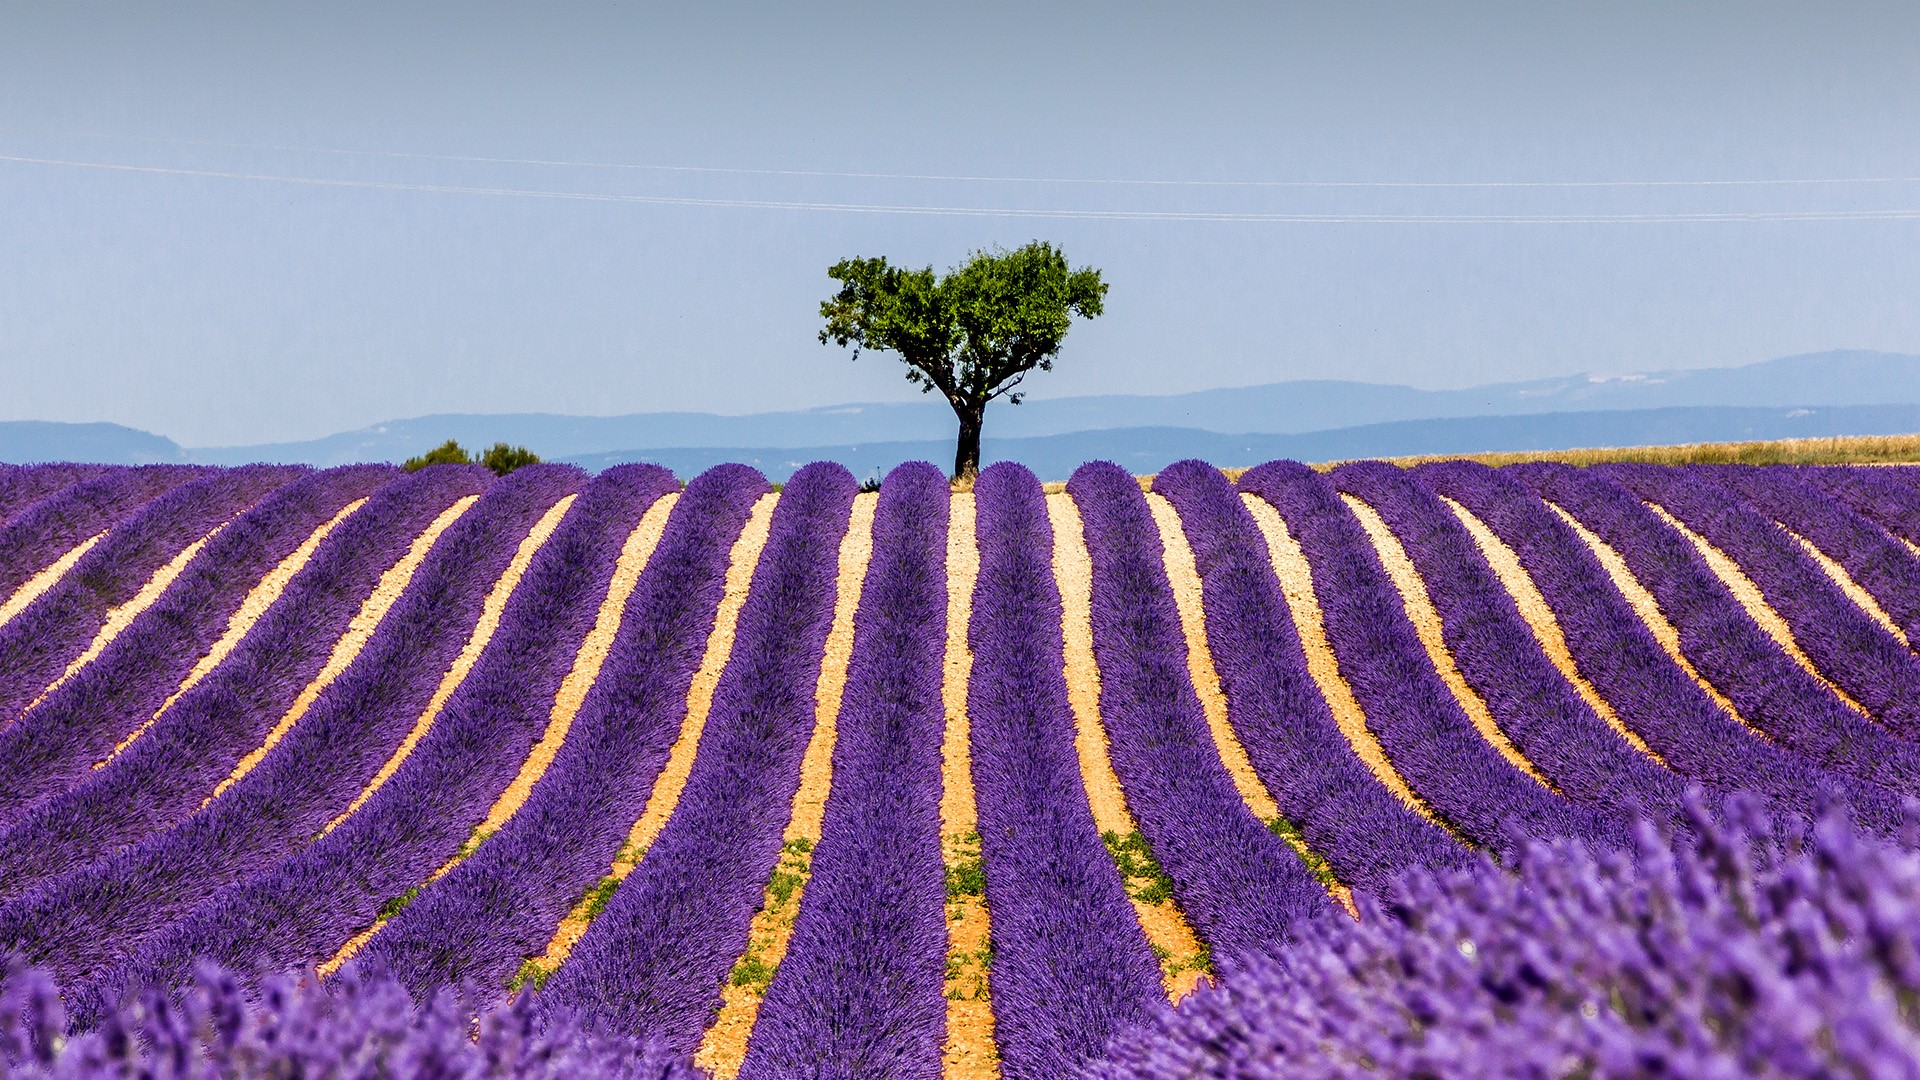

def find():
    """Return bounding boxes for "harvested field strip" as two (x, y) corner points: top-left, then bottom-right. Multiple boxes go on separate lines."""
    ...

(1331, 463), (1685, 820)
(30, 526), (225, 710)
(1239, 463), (1612, 856)
(1441, 497), (1662, 763)
(1340, 493), (1554, 790)
(1150, 462), (1466, 898)
(539, 464), (855, 1053)
(0, 534), (104, 633)
(964, 462), (1162, 1079)
(737, 464), (950, 1079)
(527, 491), (777, 980)
(356, 466), (767, 1002)
(155, 498), (369, 721)
(1429, 461), (1899, 834)
(1237, 493), (1433, 820)
(938, 491), (998, 1080)
(1046, 490), (1208, 999)
(323, 493), (578, 830)
(208, 495), (478, 802)
(697, 490), (874, 1078)
(105, 500), (368, 765)
(1790, 529), (1909, 644)
(1548, 503), (1747, 725)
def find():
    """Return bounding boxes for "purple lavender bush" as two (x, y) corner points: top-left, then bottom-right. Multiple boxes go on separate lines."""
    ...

(540, 462), (855, 1050)
(1714, 464), (1920, 648)
(1086, 793), (1920, 1079)
(0, 960), (702, 1079)
(1419, 460), (1902, 835)
(0, 464), (300, 723)
(961, 462), (1164, 1080)
(738, 461), (951, 1079)
(1069, 461), (1332, 964)
(1597, 462), (1920, 736)
(0, 465), (205, 600)
(1238, 461), (1620, 856)
(0, 464), (112, 527)
(363, 464), (767, 1001)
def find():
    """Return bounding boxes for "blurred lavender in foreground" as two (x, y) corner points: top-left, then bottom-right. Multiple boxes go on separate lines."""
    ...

(1086, 793), (1920, 1079)
(0, 962), (700, 1079)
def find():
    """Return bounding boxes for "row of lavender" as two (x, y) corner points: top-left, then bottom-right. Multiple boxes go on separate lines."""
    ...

(1, 458), (1918, 1077)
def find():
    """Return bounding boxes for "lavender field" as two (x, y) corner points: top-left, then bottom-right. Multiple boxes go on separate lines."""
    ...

(1, 457), (1919, 1078)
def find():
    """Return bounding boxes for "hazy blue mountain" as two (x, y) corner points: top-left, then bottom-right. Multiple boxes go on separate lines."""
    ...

(4, 350), (1915, 468)
(0, 421), (184, 464)
(560, 403), (1920, 483)
(185, 349), (1920, 466)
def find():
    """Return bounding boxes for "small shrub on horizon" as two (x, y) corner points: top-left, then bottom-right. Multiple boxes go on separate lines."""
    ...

(402, 439), (542, 476)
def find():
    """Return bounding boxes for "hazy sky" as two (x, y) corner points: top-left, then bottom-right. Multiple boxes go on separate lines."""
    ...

(4, 2), (1917, 446)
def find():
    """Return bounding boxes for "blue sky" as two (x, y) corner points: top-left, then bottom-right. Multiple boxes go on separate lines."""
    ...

(3, 1), (1917, 446)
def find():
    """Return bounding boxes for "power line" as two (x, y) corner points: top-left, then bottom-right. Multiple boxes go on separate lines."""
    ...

(6, 153), (1920, 223)
(7, 127), (1920, 190)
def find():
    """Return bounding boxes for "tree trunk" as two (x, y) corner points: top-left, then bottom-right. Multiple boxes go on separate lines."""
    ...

(953, 406), (984, 481)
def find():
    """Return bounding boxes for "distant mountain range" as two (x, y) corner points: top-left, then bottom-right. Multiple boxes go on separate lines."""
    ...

(2, 350), (1915, 478)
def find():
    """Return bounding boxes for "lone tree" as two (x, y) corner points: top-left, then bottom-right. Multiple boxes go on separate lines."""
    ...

(818, 241), (1106, 480)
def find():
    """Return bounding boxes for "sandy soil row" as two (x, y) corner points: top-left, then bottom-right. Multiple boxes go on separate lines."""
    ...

(31, 525), (227, 712)
(1341, 494), (1558, 792)
(939, 493), (999, 1080)
(323, 493), (578, 833)
(697, 492), (875, 1079)
(0, 533), (105, 633)
(1047, 492), (1210, 1001)
(529, 493), (778, 978)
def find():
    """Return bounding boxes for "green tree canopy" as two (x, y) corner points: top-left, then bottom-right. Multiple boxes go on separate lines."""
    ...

(818, 240), (1106, 479)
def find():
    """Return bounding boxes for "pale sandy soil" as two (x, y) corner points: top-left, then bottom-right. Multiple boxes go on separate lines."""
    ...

(0, 532), (104, 633)
(526, 493), (776, 982)
(1239, 494), (1443, 827)
(1047, 493), (1209, 1001)
(938, 494), (999, 1080)
(1442, 498), (1664, 764)
(698, 492), (874, 1078)
(32, 525), (226, 712)
(1341, 494), (1557, 792)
